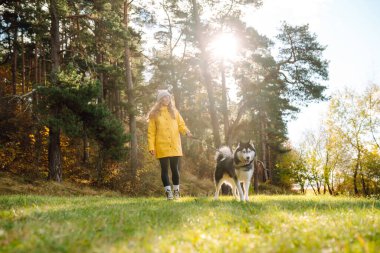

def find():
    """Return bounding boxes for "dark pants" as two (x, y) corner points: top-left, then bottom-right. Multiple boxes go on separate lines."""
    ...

(159, 156), (180, 187)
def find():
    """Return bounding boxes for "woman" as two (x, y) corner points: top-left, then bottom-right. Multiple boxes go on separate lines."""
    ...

(147, 90), (192, 200)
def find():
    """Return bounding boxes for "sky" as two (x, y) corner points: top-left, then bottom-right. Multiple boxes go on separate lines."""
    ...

(244, 0), (380, 145)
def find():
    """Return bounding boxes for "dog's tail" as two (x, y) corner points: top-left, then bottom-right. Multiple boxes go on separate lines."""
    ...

(215, 146), (233, 162)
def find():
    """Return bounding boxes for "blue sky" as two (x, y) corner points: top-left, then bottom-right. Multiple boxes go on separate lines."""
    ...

(245, 0), (380, 144)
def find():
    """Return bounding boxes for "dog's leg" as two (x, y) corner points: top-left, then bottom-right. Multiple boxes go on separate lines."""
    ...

(232, 185), (239, 200)
(214, 180), (223, 200)
(233, 177), (244, 201)
(243, 181), (251, 201)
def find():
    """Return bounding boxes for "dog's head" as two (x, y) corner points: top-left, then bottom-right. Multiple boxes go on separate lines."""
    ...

(235, 141), (256, 164)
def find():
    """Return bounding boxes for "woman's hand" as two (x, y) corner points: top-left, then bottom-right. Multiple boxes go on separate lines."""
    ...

(149, 150), (156, 156)
(186, 130), (193, 137)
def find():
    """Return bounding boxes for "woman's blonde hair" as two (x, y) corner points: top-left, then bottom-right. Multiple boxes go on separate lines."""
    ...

(147, 96), (176, 120)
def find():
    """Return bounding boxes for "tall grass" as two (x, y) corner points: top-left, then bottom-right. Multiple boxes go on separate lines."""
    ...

(0, 195), (379, 252)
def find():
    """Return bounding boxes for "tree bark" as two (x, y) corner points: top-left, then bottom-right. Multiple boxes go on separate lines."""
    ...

(359, 165), (368, 195)
(34, 42), (39, 84)
(124, 1), (138, 178)
(21, 32), (25, 94)
(48, 127), (62, 182)
(253, 161), (259, 194)
(353, 161), (359, 195)
(42, 48), (47, 85)
(260, 117), (269, 179)
(94, 1), (104, 103)
(12, 23), (18, 95)
(353, 146), (361, 195)
(83, 126), (90, 163)
(48, 0), (62, 182)
(191, 0), (221, 148)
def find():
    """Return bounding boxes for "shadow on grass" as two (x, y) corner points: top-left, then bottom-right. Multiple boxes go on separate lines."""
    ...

(1, 197), (213, 252)
(247, 197), (380, 212)
(1, 196), (379, 252)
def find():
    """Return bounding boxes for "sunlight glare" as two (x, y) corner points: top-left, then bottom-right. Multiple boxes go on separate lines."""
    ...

(210, 33), (239, 61)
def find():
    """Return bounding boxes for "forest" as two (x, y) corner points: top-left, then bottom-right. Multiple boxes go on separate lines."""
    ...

(1, 0), (379, 197)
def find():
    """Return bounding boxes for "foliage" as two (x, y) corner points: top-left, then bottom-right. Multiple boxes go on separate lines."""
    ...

(291, 84), (380, 196)
(276, 149), (307, 192)
(1, 0), (330, 190)
(37, 68), (128, 161)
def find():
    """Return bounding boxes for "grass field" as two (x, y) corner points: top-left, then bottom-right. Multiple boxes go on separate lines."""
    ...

(0, 195), (379, 253)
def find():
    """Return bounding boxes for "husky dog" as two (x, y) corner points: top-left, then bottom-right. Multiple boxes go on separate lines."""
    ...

(214, 141), (256, 201)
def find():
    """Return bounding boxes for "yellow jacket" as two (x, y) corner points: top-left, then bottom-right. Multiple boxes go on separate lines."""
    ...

(148, 106), (189, 158)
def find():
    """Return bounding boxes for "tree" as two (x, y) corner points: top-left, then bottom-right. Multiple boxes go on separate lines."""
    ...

(276, 148), (307, 193)
(47, 0), (62, 182)
(326, 86), (380, 195)
(190, 0), (221, 147)
(231, 22), (328, 184)
(364, 84), (380, 149)
(123, 1), (138, 178)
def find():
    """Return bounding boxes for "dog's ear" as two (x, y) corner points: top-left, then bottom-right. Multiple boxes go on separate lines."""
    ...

(249, 139), (255, 147)
(237, 141), (241, 148)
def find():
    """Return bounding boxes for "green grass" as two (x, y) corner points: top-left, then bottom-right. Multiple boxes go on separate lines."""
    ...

(0, 195), (379, 253)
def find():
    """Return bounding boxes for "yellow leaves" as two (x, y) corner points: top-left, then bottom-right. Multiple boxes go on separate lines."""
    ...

(29, 134), (36, 144)
(42, 126), (49, 137)
(0, 144), (17, 169)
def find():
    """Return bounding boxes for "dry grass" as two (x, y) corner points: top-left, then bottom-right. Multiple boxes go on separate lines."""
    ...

(0, 172), (119, 197)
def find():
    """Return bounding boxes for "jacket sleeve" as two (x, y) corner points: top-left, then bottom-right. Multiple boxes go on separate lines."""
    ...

(177, 111), (189, 135)
(147, 118), (156, 151)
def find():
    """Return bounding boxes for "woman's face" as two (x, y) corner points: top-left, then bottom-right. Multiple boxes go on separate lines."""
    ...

(161, 95), (171, 106)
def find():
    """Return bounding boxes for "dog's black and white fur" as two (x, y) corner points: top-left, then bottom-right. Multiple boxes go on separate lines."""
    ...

(214, 141), (256, 201)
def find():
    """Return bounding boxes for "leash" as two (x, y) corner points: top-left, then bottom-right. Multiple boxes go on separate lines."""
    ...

(188, 136), (269, 173)
(186, 136), (218, 151)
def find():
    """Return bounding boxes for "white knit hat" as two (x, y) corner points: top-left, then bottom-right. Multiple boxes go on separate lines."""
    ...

(157, 89), (171, 102)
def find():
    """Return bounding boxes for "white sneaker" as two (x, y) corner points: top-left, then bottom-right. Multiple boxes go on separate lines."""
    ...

(165, 190), (173, 200)
(173, 189), (180, 200)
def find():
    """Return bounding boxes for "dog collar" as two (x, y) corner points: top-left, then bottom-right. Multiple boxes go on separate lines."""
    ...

(234, 160), (254, 168)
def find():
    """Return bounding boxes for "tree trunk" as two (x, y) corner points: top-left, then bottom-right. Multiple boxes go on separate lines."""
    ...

(42, 48), (47, 85)
(220, 59), (229, 145)
(124, 2), (138, 178)
(83, 126), (90, 163)
(48, 0), (62, 182)
(94, 6), (104, 103)
(34, 42), (39, 84)
(96, 150), (105, 185)
(21, 32), (25, 94)
(28, 57), (32, 89)
(316, 177), (321, 194)
(300, 182), (305, 194)
(353, 149), (361, 195)
(48, 127), (62, 182)
(308, 179), (318, 195)
(12, 24), (18, 95)
(267, 146), (272, 181)
(359, 162), (368, 195)
(353, 163), (359, 195)
(326, 177), (333, 195)
(93, 0), (105, 106)
(171, 67), (181, 110)
(191, 0), (221, 148)
(253, 162), (259, 194)
(360, 172), (368, 196)
(260, 117), (269, 180)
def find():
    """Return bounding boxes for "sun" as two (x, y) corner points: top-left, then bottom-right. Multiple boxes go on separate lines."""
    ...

(209, 33), (239, 61)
